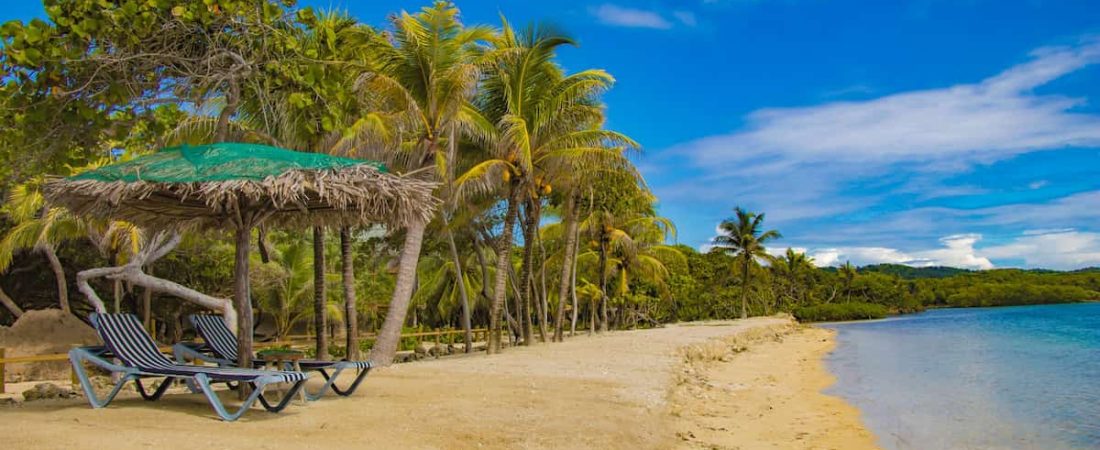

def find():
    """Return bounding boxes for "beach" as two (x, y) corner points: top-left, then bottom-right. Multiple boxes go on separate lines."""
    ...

(4, 316), (876, 449)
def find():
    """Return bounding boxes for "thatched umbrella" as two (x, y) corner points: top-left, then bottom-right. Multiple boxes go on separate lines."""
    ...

(45, 142), (438, 369)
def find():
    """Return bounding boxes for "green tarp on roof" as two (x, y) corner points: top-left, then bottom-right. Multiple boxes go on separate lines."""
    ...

(71, 142), (387, 183)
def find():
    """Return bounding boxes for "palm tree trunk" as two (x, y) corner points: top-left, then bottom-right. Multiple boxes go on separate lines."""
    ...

(372, 220), (428, 365)
(537, 226), (549, 342)
(740, 257), (750, 319)
(313, 226), (328, 361)
(570, 237), (579, 336)
(340, 227), (359, 360)
(442, 215), (473, 353)
(598, 236), (610, 332)
(42, 245), (70, 313)
(517, 202), (535, 345)
(554, 194), (578, 342)
(507, 260), (526, 343)
(0, 286), (23, 318)
(519, 199), (544, 344)
(488, 188), (520, 354)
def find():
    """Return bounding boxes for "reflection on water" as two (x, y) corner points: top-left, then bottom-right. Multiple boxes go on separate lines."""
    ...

(823, 303), (1100, 450)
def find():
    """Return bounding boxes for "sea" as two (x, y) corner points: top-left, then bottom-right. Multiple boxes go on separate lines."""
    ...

(822, 303), (1100, 450)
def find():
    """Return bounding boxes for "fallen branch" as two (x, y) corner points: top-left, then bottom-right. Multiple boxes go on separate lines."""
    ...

(75, 231), (237, 332)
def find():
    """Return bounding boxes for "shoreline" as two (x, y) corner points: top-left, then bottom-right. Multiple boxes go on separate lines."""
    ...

(669, 323), (879, 449)
(5, 317), (876, 449)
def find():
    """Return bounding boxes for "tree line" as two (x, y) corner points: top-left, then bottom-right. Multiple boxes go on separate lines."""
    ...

(1, 1), (1095, 363)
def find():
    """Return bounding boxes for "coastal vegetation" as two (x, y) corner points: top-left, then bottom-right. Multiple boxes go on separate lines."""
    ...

(0, 0), (1097, 354)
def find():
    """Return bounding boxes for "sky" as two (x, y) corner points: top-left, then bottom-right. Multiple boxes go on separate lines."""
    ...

(5, 1), (1100, 270)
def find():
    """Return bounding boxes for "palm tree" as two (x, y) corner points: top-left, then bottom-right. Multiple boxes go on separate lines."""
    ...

(839, 261), (858, 302)
(252, 234), (315, 340)
(578, 212), (682, 329)
(356, 2), (494, 364)
(457, 19), (636, 349)
(711, 207), (781, 319)
(0, 168), (143, 315)
(0, 181), (80, 314)
(773, 248), (814, 307)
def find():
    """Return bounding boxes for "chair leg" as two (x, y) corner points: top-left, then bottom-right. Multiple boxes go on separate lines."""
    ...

(191, 371), (272, 420)
(305, 365), (371, 401)
(69, 348), (137, 409)
(134, 377), (174, 401)
(256, 380), (305, 413)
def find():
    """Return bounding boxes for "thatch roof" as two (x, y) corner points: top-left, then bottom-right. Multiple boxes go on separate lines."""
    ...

(43, 143), (439, 230)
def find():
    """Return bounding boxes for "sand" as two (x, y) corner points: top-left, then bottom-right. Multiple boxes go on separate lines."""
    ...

(670, 325), (879, 449)
(2, 316), (877, 449)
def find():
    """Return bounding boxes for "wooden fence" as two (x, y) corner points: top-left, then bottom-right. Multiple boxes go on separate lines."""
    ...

(0, 327), (499, 394)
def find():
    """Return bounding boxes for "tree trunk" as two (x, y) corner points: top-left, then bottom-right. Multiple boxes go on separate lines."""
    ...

(233, 225), (254, 373)
(142, 264), (154, 331)
(537, 213), (549, 343)
(257, 225), (271, 264)
(518, 200), (539, 345)
(570, 237), (579, 336)
(214, 80), (240, 142)
(313, 226), (328, 361)
(553, 194), (578, 342)
(589, 297), (597, 334)
(371, 220), (427, 365)
(340, 227), (359, 361)
(598, 236), (609, 332)
(488, 189), (520, 354)
(42, 245), (70, 313)
(740, 257), (750, 319)
(443, 215), (473, 353)
(0, 286), (23, 318)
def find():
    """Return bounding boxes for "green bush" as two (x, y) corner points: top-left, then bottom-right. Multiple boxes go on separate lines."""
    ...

(792, 302), (889, 322)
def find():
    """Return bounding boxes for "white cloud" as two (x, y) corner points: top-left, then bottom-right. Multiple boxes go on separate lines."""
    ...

(591, 5), (672, 29)
(983, 229), (1100, 269)
(672, 11), (698, 27)
(675, 38), (1100, 169)
(765, 230), (1100, 270)
(1028, 180), (1049, 190)
(766, 234), (993, 269)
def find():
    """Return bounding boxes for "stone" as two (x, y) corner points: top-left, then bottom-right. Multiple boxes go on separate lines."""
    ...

(22, 382), (78, 401)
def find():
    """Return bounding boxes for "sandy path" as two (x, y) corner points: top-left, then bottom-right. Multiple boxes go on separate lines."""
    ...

(2, 317), (871, 449)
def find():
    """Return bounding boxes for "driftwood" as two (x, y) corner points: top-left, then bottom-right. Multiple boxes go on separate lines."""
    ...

(75, 231), (237, 332)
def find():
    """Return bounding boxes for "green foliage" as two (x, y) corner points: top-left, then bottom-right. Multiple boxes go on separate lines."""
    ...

(860, 264), (972, 279)
(943, 283), (1099, 307)
(792, 303), (889, 322)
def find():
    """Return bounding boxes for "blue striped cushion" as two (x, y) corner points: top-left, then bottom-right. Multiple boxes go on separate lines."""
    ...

(190, 314), (372, 371)
(300, 360), (373, 370)
(91, 313), (305, 383)
(190, 314), (240, 361)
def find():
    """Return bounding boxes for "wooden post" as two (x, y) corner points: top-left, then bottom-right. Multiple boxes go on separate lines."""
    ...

(0, 347), (5, 394)
(233, 223), (254, 399)
(435, 330), (442, 358)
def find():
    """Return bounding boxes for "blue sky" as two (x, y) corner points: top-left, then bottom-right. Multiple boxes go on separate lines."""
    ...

(6, 1), (1100, 269)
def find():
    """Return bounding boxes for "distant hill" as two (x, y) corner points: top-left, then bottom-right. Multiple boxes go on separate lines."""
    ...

(859, 264), (972, 279)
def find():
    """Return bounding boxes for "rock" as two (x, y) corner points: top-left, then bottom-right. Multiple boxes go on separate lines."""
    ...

(22, 382), (78, 401)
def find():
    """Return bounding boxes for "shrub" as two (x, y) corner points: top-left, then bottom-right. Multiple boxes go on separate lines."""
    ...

(792, 302), (889, 322)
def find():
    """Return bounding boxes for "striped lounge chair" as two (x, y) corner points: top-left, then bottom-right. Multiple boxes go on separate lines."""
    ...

(174, 314), (372, 401)
(69, 313), (307, 421)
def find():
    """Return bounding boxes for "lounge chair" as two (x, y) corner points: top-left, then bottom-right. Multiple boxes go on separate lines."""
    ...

(70, 313), (307, 421)
(174, 314), (372, 401)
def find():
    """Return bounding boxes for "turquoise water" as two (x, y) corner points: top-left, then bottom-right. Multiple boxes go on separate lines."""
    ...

(823, 303), (1100, 450)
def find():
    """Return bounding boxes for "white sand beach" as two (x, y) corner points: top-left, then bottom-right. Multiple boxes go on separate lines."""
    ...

(4, 316), (876, 449)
